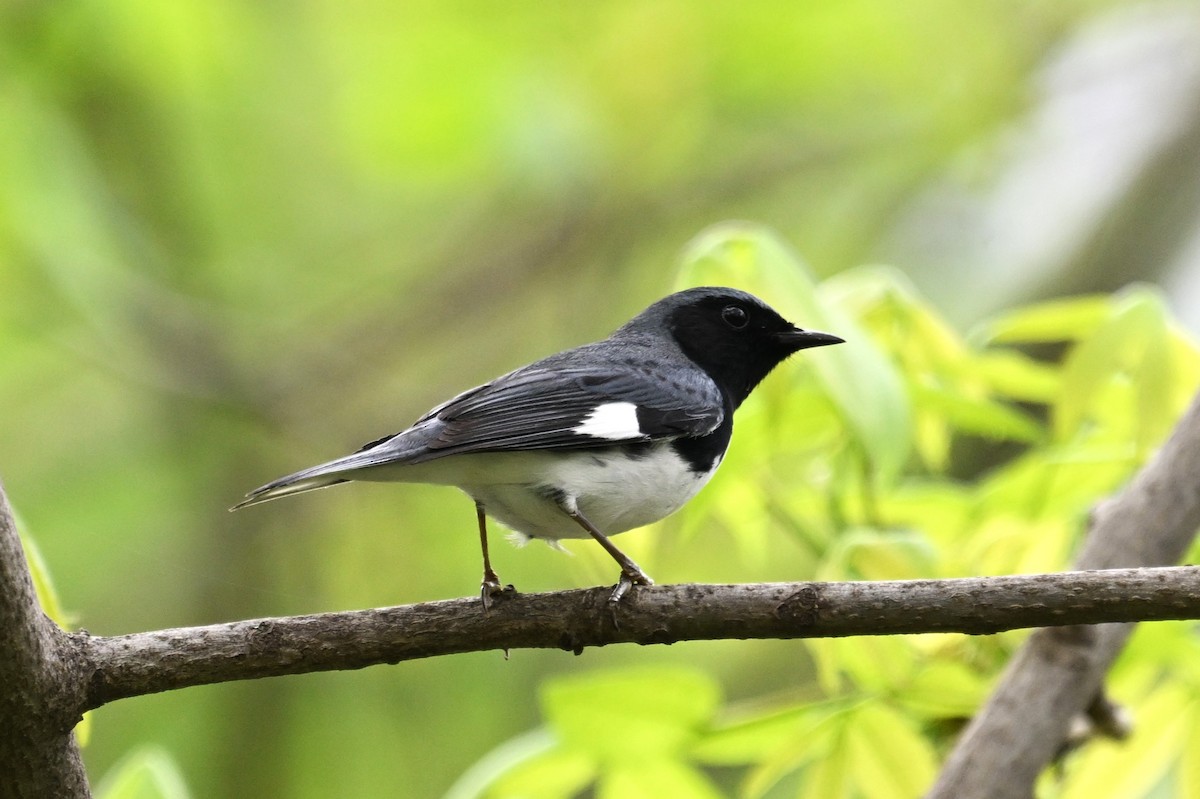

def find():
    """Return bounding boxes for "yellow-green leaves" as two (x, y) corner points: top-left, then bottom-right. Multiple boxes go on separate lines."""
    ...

(541, 666), (721, 764)
(842, 703), (938, 799)
(980, 287), (1200, 455)
(476, 665), (949, 799)
(976, 294), (1115, 344)
(476, 667), (723, 799)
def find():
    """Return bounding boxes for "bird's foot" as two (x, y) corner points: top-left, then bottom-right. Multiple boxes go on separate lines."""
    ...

(481, 571), (516, 611)
(608, 567), (654, 604)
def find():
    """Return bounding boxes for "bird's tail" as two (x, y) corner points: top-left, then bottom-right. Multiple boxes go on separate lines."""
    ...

(229, 474), (347, 510)
(229, 438), (412, 511)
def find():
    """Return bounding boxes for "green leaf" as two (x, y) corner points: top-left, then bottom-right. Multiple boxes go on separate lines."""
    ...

(796, 720), (853, 799)
(446, 728), (580, 799)
(599, 760), (724, 799)
(688, 428), (776, 567)
(693, 702), (839, 766)
(845, 704), (937, 799)
(878, 481), (972, 542)
(895, 660), (989, 718)
(94, 747), (191, 799)
(975, 295), (1113, 344)
(484, 748), (596, 799)
(913, 406), (952, 472)
(541, 667), (721, 764)
(820, 265), (964, 372)
(807, 636), (919, 695)
(975, 445), (1134, 524)
(912, 383), (1043, 442)
(735, 702), (850, 799)
(818, 527), (938, 582)
(677, 223), (912, 489)
(1054, 287), (1167, 446)
(1119, 622), (1200, 685)
(962, 516), (1074, 577)
(974, 349), (1061, 403)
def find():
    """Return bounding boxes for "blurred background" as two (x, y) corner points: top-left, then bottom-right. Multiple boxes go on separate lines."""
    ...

(4, 1), (1200, 796)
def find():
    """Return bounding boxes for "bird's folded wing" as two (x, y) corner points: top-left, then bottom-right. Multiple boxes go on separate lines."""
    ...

(388, 364), (725, 462)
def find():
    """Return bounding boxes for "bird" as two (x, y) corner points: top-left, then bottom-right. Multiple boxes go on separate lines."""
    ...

(232, 286), (843, 605)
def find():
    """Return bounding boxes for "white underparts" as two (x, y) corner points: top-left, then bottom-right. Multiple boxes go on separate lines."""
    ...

(573, 402), (642, 440)
(459, 446), (719, 540)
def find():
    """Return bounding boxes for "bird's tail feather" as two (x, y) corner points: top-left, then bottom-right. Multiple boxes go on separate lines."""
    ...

(230, 475), (350, 509)
(230, 443), (411, 511)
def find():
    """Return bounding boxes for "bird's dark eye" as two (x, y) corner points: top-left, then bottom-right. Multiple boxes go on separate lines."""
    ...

(721, 305), (749, 330)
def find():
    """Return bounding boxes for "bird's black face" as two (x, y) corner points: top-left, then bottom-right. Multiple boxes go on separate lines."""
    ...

(666, 290), (842, 407)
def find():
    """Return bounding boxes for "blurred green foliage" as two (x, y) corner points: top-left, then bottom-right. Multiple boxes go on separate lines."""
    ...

(95, 747), (192, 799)
(4, 1), (1199, 797)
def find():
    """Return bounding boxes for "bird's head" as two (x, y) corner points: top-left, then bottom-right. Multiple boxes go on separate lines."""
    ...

(627, 287), (843, 407)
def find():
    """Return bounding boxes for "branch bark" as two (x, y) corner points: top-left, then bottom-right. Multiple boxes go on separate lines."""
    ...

(928, 389), (1200, 799)
(76, 565), (1200, 711)
(0, 485), (90, 799)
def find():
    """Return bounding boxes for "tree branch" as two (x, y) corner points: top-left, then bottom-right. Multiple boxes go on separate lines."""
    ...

(0, 484), (90, 799)
(80, 566), (1200, 711)
(929, 387), (1200, 799)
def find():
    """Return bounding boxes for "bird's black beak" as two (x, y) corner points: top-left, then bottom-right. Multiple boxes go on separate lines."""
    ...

(774, 327), (845, 350)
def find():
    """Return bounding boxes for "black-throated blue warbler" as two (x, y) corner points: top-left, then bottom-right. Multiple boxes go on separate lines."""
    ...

(233, 287), (843, 604)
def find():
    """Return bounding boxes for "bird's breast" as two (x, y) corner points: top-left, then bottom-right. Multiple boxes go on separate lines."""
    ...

(455, 443), (723, 541)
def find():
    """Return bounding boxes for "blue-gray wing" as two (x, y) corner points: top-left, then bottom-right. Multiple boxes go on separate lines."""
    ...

(377, 361), (725, 464)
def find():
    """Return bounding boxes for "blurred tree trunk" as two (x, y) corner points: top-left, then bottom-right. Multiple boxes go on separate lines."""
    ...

(0, 485), (90, 798)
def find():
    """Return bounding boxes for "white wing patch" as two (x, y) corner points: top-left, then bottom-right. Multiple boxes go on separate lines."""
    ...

(573, 402), (642, 440)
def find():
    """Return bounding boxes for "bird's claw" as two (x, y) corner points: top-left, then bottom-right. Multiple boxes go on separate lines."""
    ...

(480, 572), (516, 611)
(608, 568), (653, 604)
